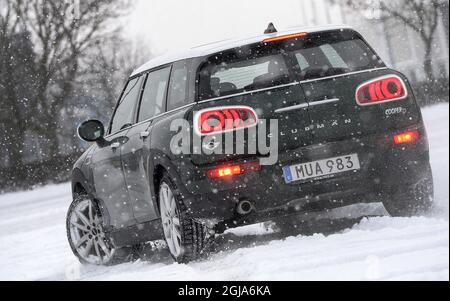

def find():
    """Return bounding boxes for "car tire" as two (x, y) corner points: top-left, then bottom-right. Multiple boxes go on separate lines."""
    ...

(66, 194), (133, 266)
(158, 174), (211, 263)
(383, 170), (434, 217)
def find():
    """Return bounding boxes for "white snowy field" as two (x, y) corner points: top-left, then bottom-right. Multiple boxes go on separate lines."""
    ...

(0, 104), (448, 281)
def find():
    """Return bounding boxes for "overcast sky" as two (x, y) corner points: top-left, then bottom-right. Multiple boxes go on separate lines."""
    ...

(124, 0), (343, 57)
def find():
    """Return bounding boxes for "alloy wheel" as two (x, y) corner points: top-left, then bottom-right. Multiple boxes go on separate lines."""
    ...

(68, 199), (114, 265)
(160, 183), (182, 258)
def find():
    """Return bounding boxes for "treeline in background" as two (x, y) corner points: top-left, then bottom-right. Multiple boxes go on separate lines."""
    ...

(0, 0), (150, 192)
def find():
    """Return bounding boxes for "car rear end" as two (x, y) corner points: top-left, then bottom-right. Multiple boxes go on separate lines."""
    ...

(181, 28), (432, 226)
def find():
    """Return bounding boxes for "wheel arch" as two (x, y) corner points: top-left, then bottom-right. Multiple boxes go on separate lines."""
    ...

(150, 154), (188, 214)
(71, 168), (112, 228)
(72, 168), (92, 197)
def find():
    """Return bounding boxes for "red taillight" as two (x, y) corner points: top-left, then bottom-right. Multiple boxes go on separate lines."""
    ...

(394, 130), (420, 145)
(195, 106), (258, 136)
(207, 162), (261, 179)
(263, 32), (308, 43)
(356, 75), (407, 106)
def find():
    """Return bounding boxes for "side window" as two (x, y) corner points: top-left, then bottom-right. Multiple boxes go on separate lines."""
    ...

(110, 77), (143, 134)
(138, 67), (171, 122)
(167, 61), (190, 111)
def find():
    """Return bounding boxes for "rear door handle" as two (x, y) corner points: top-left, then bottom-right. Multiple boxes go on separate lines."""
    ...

(140, 131), (150, 139)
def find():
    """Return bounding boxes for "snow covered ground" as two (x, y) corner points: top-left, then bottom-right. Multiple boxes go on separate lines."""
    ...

(0, 104), (448, 281)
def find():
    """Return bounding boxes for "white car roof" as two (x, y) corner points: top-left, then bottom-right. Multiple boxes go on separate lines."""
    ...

(131, 24), (353, 77)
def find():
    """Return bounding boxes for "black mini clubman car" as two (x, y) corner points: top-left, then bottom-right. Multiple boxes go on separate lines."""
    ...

(68, 25), (434, 265)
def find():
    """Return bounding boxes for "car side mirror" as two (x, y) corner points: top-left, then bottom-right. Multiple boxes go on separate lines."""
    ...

(78, 120), (105, 143)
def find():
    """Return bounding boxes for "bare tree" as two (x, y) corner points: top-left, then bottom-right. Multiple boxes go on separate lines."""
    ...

(60, 34), (153, 151)
(1, 1), (155, 188)
(14, 0), (132, 160)
(339, 0), (446, 83)
(0, 0), (35, 174)
(83, 33), (153, 114)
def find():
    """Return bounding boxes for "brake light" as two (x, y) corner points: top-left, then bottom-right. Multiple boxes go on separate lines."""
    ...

(194, 106), (258, 136)
(356, 75), (407, 106)
(263, 32), (308, 43)
(207, 162), (261, 179)
(394, 130), (420, 145)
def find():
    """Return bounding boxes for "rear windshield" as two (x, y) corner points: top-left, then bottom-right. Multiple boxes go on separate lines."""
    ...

(197, 30), (384, 100)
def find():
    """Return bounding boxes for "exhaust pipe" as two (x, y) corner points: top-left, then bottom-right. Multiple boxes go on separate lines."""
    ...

(236, 200), (253, 215)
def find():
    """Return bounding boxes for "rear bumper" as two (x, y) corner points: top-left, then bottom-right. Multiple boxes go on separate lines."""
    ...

(177, 124), (431, 224)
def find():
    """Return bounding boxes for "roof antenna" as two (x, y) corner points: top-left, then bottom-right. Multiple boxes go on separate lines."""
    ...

(264, 22), (278, 34)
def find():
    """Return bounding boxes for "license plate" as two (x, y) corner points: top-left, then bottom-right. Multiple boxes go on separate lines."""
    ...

(283, 154), (361, 184)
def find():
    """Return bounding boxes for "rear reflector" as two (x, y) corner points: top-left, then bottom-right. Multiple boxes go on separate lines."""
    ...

(194, 106), (258, 136)
(263, 32), (308, 43)
(207, 162), (261, 179)
(356, 75), (407, 106)
(394, 130), (420, 145)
